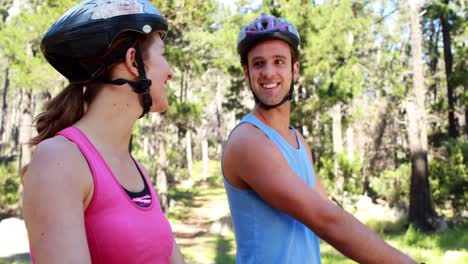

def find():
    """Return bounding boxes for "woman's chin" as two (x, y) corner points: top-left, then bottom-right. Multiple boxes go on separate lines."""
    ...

(151, 102), (169, 113)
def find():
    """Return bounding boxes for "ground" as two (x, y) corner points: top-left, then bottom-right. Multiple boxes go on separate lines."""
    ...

(0, 179), (467, 264)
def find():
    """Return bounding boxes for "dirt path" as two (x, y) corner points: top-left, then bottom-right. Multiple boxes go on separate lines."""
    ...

(169, 186), (235, 264)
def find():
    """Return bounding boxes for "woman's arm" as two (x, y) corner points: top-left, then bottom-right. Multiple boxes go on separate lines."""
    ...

(169, 240), (186, 264)
(23, 137), (93, 264)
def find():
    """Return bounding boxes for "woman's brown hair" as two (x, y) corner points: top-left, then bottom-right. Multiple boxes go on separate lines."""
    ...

(22, 32), (149, 176)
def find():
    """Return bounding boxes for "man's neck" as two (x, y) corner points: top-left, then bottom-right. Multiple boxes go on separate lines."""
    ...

(252, 103), (291, 135)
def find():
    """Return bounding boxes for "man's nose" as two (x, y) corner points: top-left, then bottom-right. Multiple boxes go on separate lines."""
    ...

(261, 63), (274, 78)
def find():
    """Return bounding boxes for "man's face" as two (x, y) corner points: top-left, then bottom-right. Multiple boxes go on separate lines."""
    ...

(243, 40), (299, 107)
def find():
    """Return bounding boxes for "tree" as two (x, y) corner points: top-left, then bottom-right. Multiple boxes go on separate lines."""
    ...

(439, 0), (458, 138)
(407, 0), (438, 231)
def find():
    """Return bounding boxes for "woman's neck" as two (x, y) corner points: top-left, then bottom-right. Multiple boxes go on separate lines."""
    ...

(75, 87), (141, 155)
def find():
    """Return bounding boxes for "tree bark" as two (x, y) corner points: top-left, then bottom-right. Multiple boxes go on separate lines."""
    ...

(345, 125), (354, 161)
(202, 137), (209, 180)
(428, 20), (440, 104)
(0, 67), (9, 155)
(185, 130), (193, 184)
(331, 103), (344, 199)
(407, 0), (437, 231)
(10, 88), (23, 154)
(440, 0), (458, 138)
(156, 139), (169, 212)
(18, 89), (32, 170)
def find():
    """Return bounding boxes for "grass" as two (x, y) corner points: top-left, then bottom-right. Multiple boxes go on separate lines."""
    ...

(181, 233), (236, 264)
(0, 256), (30, 264)
(320, 223), (468, 264)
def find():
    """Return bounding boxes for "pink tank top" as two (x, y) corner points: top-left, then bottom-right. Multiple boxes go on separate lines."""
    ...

(53, 126), (174, 263)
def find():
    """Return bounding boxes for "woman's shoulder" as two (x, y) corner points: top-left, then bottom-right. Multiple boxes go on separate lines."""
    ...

(27, 135), (91, 183)
(34, 136), (82, 163)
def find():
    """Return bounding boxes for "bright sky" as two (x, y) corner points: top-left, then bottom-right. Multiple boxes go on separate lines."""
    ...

(217, 0), (263, 11)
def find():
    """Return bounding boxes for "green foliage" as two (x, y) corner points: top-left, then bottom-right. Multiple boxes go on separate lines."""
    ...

(365, 217), (408, 235)
(192, 160), (222, 185)
(316, 155), (335, 194)
(0, 161), (19, 207)
(430, 139), (468, 212)
(370, 163), (411, 205)
(404, 224), (424, 245)
(301, 0), (368, 107)
(337, 152), (364, 195)
(0, 0), (74, 91)
(316, 152), (364, 196)
(165, 92), (203, 135)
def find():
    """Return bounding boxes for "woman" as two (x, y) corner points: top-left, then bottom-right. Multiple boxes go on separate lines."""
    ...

(21, 0), (185, 263)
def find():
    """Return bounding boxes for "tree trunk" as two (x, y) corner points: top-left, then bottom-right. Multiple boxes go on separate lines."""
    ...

(202, 137), (209, 180)
(462, 0), (467, 136)
(440, 0), (458, 138)
(156, 139), (168, 212)
(185, 130), (193, 184)
(10, 88), (23, 154)
(345, 125), (354, 161)
(216, 75), (222, 137)
(331, 103), (343, 199)
(0, 67), (9, 155)
(18, 89), (32, 171)
(180, 70), (185, 101)
(407, 0), (437, 231)
(428, 20), (440, 104)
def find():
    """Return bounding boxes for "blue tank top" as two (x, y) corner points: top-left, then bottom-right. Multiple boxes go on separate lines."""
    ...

(222, 114), (321, 264)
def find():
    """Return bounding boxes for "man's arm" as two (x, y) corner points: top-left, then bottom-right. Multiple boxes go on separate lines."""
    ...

(223, 124), (415, 264)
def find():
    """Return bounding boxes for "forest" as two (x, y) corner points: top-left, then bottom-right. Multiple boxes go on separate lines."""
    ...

(0, 0), (466, 263)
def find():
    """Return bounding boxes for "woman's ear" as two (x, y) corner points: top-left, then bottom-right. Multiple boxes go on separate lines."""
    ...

(124, 47), (139, 78)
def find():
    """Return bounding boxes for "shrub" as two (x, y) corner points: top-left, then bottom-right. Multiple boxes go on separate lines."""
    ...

(370, 163), (411, 206)
(0, 161), (20, 207)
(430, 139), (468, 213)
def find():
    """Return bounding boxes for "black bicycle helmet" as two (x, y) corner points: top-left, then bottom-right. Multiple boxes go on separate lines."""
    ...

(41, 0), (168, 83)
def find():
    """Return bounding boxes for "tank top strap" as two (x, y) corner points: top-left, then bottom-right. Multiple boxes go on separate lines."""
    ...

(56, 126), (105, 177)
(56, 126), (112, 184)
(240, 113), (277, 141)
(240, 113), (301, 151)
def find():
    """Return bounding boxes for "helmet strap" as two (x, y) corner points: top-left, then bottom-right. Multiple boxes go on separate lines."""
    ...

(96, 43), (153, 118)
(247, 63), (294, 111)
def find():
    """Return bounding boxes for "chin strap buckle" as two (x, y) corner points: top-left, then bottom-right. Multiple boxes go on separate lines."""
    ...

(131, 78), (152, 94)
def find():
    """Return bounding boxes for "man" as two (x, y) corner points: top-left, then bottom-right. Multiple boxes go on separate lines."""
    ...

(222, 14), (416, 264)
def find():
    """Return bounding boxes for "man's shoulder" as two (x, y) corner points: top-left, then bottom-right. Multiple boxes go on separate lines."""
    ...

(227, 121), (268, 147)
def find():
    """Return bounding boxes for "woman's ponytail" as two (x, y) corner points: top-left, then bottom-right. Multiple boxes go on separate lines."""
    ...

(29, 83), (85, 146)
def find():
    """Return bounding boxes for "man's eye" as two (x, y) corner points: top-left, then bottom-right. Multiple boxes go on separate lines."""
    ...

(275, 60), (285, 64)
(253, 61), (264, 67)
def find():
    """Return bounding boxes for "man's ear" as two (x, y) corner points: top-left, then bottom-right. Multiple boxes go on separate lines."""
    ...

(242, 64), (249, 79)
(124, 47), (139, 77)
(293, 61), (300, 81)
